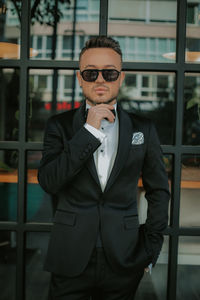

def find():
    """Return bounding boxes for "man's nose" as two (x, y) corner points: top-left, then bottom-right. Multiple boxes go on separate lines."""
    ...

(95, 71), (105, 82)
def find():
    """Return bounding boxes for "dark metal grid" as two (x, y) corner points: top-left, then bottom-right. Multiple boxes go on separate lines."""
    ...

(1, 223), (200, 235)
(0, 59), (200, 73)
(15, 0), (30, 299)
(0, 0), (200, 300)
(1, 59), (200, 71)
(167, 1), (187, 299)
(99, 0), (108, 35)
(1, 142), (200, 154)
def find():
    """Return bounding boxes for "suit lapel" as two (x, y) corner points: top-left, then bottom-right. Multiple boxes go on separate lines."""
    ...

(72, 103), (134, 192)
(72, 103), (101, 188)
(72, 102), (86, 132)
(104, 105), (133, 192)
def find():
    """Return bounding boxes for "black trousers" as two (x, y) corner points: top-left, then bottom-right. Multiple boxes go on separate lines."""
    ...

(48, 248), (144, 300)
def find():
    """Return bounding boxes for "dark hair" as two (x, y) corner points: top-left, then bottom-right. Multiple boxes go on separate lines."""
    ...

(79, 36), (122, 62)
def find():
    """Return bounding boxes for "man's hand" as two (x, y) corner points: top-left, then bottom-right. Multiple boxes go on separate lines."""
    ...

(86, 104), (115, 129)
(144, 263), (152, 274)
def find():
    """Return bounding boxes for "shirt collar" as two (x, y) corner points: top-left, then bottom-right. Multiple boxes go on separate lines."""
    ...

(86, 102), (117, 112)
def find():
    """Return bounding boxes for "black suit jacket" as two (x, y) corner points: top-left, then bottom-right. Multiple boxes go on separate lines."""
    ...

(38, 103), (170, 277)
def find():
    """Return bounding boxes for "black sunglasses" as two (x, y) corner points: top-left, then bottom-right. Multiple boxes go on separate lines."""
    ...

(80, 69), (121, 82)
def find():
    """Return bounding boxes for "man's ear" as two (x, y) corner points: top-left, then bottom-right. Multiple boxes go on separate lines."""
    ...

(76, 71), (82, 87)
(120, 71), (125, 87)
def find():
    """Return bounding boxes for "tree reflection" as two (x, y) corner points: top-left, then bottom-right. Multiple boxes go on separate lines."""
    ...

(10, 0), (70, 26)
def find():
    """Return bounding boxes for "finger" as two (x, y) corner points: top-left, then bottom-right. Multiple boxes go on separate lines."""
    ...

(95, 108), (115, 122)
(90, 107), (115, 119)
(104, 110), (115, 122)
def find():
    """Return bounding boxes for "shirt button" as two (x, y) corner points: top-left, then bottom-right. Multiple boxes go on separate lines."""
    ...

(101, 127), (104, 130)
(100, 149), (104, 152)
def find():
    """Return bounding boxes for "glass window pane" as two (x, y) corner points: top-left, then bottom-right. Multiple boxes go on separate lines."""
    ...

(28, 70), (53, 142)
(0, 0), (21, 59)
(149, 38), (156, 51)
(125, 74), (137, 87)
(30, 0), (100, 60)
(64, 74), (73, 89)
(0, 150), (18, 221)
(142, 76), (149, 88)
(135, 236), (169, 299)
(119, 72), (176, 144)
(0, 69), (19, 141)
(46, 36), (52, 50)
(108, 0), (177, 63)
(26, 232), (51, 299)
(63, 36), (73, 49)
(38, 75), (47, 90)
(26, 151), (53, 222)
(28, 69), (83, 142)
(177, 236), (200, 299)
(138, 38), (146, 52)
(91, 0), (99, 11)
(37, 36), (42, 49)
(186, 0), (200, 63)
(183, 73), (200, 145)
(180, 155), (200, 227)
(0, 231), (16, 300)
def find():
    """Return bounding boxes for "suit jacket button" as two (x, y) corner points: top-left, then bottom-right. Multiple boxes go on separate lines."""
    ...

(87, 143), (92, 150)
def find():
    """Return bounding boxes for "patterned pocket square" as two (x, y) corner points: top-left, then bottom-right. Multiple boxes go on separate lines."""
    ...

(132, 132), (144, 145)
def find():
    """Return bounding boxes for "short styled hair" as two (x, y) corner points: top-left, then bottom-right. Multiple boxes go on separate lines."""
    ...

(79, 36), (122, 63)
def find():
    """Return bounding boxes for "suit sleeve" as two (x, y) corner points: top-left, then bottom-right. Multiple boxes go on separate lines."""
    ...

(141, 122), (170, 266)
(38, 116), (101, 195)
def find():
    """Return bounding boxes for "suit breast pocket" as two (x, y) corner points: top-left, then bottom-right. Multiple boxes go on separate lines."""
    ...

(128, 144), (145, 167)
(130, 144), (145, 152)
(53, 210), (76, 227)
(124, 215), (139, 230)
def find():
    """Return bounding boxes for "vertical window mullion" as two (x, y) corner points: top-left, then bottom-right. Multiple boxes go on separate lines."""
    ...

(17, 0), (30, 299)
(167, 1), (187, 300)
(99, 0), (108, 35)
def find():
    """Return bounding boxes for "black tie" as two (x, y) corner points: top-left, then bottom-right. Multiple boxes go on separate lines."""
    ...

(85, 109), (116, 121)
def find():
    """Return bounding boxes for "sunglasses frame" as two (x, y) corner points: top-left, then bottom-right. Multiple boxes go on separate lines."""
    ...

(80, 69), (121, 82)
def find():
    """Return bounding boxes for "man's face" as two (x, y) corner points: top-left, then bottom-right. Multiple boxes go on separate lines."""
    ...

(77, 48), (125, 106)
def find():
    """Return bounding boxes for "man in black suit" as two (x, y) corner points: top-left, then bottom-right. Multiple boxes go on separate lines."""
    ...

(38, 36), (170, 300)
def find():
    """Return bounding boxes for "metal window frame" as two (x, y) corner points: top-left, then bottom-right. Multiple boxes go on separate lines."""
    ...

(0, 0), (200, 299)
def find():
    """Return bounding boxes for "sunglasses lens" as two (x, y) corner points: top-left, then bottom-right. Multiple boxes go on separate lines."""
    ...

(102, 70), (119, 82)
(82, 70), (98, 82)
(81, 69), (120, 82)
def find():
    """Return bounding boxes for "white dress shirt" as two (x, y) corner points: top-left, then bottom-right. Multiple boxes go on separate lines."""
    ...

(84, 103), (119, 191)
